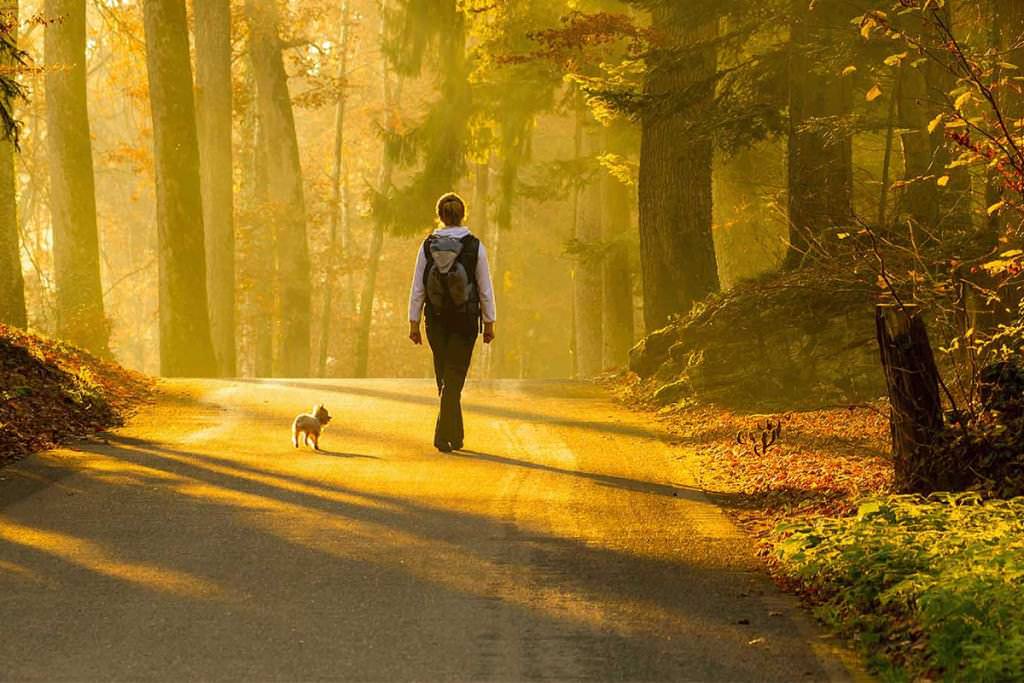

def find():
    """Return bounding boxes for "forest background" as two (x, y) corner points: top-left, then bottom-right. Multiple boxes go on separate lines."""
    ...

(0, 0), (1022, 400)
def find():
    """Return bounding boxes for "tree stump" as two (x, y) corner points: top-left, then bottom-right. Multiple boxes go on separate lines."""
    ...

(875, 305), (944, 493)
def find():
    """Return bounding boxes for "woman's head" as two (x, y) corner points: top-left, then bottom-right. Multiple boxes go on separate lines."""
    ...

(436, 192), (466, 227)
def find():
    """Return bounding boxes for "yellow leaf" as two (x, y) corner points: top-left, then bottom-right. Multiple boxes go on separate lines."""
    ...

(842, 65), (858, 77)
(1001, 249), (1023, 258)
(927, 114), (944, 134)
(988, 200), (1006, 216)
(884, 52), (908, 66)
(860, 20), (875, 40)
(954, 91), (972, 111)
(937, 175), (950, 187)
(866, 84), (883, 102)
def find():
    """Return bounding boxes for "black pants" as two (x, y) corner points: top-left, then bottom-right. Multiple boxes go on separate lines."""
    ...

(426, 319), (477, 449)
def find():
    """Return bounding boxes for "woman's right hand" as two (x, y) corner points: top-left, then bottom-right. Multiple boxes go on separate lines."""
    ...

(409, 322), (423, 345)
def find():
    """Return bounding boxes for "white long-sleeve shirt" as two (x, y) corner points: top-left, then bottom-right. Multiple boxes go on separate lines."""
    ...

(409, 226), (497, 324)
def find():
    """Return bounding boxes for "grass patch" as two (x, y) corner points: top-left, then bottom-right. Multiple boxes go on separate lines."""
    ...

(775, 494), (1024, 681)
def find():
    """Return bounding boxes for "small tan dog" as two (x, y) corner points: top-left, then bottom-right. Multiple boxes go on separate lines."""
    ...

(292, 404), (332, 451)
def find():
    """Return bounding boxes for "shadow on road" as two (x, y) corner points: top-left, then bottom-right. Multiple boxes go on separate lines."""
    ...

(0, 428), (839, 681)
(232, 378), (680, 442)
(452, 449), (704, 501)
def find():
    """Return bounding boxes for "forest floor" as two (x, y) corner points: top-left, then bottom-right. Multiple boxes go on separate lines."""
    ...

(0, 324), (152, 467)
(608, 374), (893, 556)
(610, 374), (1024, 681)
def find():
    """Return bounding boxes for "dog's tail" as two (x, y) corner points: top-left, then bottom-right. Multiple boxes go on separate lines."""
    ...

(291, 420), (299, 449)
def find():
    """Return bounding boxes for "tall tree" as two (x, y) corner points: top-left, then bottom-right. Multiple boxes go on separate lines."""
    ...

(354, 10), (400, 379)
(0, 0), (24, 328)
(574, 115), (604, 377)
(45, 0), (108, 353)
(378, 0), (471, 232)
(194, 0), (236, 376)
(251, 109), (275, 377)
(785, 0), (853, 267)
(987, 0), (1024, 238)
(141, 0), (217, 376)
(247, 0), (312, 377)
(896, 6), (970, 234)
(637, 7), (720, 331)
(602, 126), (635, 369)
(318, 0), (353, 377)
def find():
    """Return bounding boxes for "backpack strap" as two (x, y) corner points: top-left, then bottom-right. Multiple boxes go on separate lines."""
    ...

(459, 235), (480, 288)
(421, 236), (434, 290)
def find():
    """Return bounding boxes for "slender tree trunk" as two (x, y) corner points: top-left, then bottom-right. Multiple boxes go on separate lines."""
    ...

(490, 110), (531, 379)
(247, 0), (311, 377)
(353, 228), (385, 378)
(574, 117), (604, 378)
(878, 70), (900, 230)
(0, 0), (24, 328)
(989, 0), (1024, 237)
(786, 0), (853, 267)
(252, 111), (274, 377)
(141, 0), (217, 376)
(602, 126), (635, 369)
(45, 0), (108, 353)
(473, 159), (492, 378)
(898, 6), (970, 235)
(195, 0), (235, 376)
(353, 32), (400, 379)
(318, 0), (352, 377)
(638, 8), (719, 331)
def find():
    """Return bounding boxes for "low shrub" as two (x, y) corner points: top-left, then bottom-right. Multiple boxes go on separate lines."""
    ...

(775, 494), (1024, 681)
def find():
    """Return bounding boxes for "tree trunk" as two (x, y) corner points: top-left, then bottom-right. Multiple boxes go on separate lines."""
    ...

(353, 227), (384, 378)
(45, 0), (108, 354)
(142, 0), (217, 377)
(473, 159), (493, 379)
(353, 22), (400, 379)
(194, 0), (235, 376)
(988, 1), (1024, 237)
(0, 0), (24, 328)
(490, 111), (530, 379)
(638, 8), (719, 331)
(247, 0), (311, 378)
(252, 111), (274, 377)
(318, 0), (352, 377)
(574, 119), (604, 378)
(897, 7), (971, 235)
(875, 305), (944, 493)
(602, 126), (635, 369)
(786, 0), (853, 267)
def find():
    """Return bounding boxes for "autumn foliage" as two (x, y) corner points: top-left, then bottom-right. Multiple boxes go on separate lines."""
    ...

(0, 324), (152, 465)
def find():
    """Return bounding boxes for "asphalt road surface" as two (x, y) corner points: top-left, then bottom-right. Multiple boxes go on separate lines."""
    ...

(0, 379), (861, 681)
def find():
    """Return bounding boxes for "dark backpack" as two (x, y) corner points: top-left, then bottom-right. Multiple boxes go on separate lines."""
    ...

(423, 234), (480, 323)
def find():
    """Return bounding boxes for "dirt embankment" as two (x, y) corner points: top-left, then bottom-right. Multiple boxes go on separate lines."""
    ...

(0, 324), (152, 466)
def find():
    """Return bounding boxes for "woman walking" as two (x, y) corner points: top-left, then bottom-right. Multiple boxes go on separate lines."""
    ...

(408, 193), (496, 452)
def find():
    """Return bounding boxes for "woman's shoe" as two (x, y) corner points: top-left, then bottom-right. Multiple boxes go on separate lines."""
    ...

(436, 442), (453, 453)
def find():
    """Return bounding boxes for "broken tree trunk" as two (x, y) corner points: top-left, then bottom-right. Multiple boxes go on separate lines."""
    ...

(875, 304), (944, 493)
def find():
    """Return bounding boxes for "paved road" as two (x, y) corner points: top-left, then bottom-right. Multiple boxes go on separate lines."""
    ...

(0, 379), (858, 681)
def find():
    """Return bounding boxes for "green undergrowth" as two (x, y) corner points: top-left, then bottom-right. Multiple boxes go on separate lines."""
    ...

(775, 493), (1024, 681)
